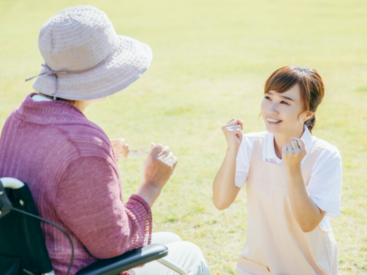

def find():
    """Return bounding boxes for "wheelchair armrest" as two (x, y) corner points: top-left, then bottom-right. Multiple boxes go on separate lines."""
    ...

(76, 244), (168, 275)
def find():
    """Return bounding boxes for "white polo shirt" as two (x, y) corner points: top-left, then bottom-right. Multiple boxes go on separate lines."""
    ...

(235, 126), (342, 231)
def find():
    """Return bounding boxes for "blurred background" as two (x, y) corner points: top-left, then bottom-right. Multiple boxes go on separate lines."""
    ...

(0, 0), (366, 273)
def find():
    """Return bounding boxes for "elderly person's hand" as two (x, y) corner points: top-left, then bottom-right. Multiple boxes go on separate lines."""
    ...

(136, 143), (178, 206)
(110, 139), (130, 161)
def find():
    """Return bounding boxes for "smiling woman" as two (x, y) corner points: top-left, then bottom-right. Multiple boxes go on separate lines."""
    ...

(213, 65), (342, 274)
(261, 66), (325, 158)
(263, 65), (324, 134)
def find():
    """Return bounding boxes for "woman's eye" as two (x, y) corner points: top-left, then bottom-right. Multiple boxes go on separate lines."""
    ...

(280, 101), (289, 105)
(264, 96), (270, 100)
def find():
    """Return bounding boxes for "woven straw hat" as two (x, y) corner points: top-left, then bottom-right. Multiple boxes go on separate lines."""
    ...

(28, 6), (152, 100)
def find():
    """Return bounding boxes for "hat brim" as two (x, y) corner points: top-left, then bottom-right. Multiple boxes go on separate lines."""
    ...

(32, 35), (152, 100)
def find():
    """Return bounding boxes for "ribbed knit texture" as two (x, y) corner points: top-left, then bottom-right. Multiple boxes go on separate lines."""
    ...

(0, 93), (152, 275)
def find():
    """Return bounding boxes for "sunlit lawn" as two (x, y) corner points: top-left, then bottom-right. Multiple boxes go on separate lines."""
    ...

(0, 0), (366, 273)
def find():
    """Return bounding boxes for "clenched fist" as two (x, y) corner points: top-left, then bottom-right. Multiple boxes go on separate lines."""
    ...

(110, 139), (130, 161)
(282, 138), (307, 171)
(141, 143), (178, 190)
(222, 118), (243, 149)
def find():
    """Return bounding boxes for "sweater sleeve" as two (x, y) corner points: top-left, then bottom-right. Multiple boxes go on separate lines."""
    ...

(54, 156), (152, 259)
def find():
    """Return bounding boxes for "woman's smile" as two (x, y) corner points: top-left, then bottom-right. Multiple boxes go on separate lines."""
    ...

(266, 117), (282, 124)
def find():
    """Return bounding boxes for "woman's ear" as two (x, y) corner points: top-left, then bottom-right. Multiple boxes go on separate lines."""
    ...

(304, 111), (314, 122)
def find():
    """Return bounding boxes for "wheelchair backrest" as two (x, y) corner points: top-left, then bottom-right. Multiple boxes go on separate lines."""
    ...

(0, 178), (54, 275)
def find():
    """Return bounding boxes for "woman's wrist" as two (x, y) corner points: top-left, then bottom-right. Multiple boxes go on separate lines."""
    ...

(135, 184), (162, 207)
(226, 145), (240, 154)
(285, 165), (302, 180)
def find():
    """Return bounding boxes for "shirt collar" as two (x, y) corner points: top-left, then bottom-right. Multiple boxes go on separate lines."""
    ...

(264, 125), (313, 163)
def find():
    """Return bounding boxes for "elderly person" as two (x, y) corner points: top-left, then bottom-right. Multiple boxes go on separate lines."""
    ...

(0, 6), (210, 275)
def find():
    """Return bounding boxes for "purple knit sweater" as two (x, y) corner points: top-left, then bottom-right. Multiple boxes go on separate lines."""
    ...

(0, 94), (152, 275)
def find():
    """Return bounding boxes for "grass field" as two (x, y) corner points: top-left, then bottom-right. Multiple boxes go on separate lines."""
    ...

(1, 0), (366, 273)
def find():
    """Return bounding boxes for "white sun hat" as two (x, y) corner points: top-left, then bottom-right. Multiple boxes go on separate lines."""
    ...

(26, 5), (152, 100)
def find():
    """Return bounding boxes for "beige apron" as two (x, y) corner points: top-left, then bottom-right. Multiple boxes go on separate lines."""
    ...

(237, 135), (338, 275)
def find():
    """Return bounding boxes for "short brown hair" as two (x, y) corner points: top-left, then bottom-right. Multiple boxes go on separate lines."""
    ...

(264, 65), (325, 133)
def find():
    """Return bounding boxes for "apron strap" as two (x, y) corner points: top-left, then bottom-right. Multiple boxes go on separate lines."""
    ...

(250, 134), (326, 172)
(302, 139), (327, 171)
(250, 133), (266, 160)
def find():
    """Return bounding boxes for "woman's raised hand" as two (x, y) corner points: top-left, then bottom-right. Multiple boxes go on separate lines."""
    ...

(142, 143), (178, 188)
(110, 139), (130, 161)
(222, 118), (243, 149)
(282, 138), (307, 171)
(137, 143), (178, 206)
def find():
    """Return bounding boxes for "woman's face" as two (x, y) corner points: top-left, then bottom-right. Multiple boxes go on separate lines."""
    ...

(261, 84), (312, 135)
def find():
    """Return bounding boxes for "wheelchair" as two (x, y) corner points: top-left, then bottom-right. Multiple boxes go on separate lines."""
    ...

(0, 177), (187, 275)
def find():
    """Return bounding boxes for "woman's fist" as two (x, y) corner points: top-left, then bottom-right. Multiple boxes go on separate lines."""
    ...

(222, 118), (243, 149)
(110, 138), (130, 161)
(141, 143), (178, 190)
(282, 138), (307, 171)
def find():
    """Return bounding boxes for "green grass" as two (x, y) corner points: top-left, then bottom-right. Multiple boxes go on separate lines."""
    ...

(1, 0), (367, 273)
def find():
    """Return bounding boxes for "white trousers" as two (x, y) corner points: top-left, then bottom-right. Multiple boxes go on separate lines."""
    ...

(131, 232), (211, 275)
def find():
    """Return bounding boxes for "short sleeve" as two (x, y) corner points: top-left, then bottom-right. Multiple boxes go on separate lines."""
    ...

(307, 145), (342, 217)
(235, 134), (255, 188)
